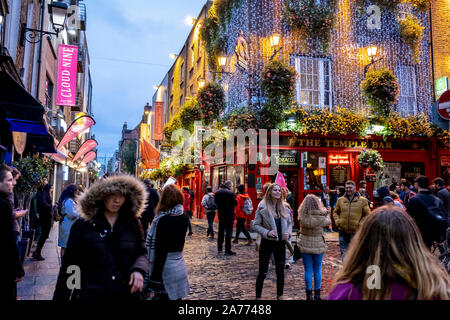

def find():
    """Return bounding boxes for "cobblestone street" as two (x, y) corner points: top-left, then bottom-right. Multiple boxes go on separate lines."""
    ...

(184, 219), (342, 300)
(18, 219), (342, 300)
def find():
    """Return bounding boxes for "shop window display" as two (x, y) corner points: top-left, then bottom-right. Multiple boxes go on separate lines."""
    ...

(303, 152), (327, 190)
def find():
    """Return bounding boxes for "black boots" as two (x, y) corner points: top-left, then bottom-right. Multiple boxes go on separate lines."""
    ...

(306, 289), (313, 300)
(314, 289), (321, 300)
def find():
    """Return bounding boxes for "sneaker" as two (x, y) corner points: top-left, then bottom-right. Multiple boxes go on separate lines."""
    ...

(224, 251), (236, 256)
(218, 250), (223, 255)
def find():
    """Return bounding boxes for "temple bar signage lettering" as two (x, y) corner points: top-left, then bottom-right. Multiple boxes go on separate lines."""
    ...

(283, 137), (428, 150)
(275, 150), (298, 166)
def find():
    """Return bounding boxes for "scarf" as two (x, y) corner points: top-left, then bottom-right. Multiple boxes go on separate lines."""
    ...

(144, 204), (184, 286)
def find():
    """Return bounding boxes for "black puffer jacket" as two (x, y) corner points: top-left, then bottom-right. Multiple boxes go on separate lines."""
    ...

(53, 175), (149, 301)
(214, 185), (237, 220)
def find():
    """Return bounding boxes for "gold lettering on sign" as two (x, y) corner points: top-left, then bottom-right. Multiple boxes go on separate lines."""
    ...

(372, 141), (378, 148)
(306, 140), (314, 147)
(315, 140), (321, 147)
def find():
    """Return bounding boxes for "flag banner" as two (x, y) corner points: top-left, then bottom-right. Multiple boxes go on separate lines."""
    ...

(57, 115), (95, 150)
(275, 171), (287, 189)
(141, 138), (160, 169)
(57, 44), (78, 106)
(80, 150), (97, 165)
(154, 101), (164, 141)
(72, 139), (98, 162)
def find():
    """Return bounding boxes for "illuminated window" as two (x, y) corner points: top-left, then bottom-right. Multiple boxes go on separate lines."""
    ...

(294, 56), (332, 109)
(396, 65), (417, 116)
(302, 152), (327, 190)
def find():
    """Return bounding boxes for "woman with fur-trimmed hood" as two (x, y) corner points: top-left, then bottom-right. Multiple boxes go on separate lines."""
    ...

(53, 175), (149, 301)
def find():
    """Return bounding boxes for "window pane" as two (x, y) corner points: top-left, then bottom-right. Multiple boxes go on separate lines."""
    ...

(324, 92), (330, 106)
(313, 75), (319, 90)
(301, 59), (307, 74)
(324, 76), (330, 91)
(301, 75), (306, 89)
(313, 91), (319, 105)
(307, 59), (312, 74)
(313, 60), (319, 74)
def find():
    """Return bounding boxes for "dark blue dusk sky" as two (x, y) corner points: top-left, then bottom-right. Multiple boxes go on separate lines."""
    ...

(86, 0), (206, 163)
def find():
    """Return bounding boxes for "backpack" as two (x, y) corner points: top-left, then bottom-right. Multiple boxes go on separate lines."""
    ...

(242, 197), (253, 216)
(205, 194), (217, 211)
(417, 196), (448, 243)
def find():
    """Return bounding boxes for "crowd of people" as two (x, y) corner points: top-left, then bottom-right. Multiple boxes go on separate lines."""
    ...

(2, 164), (449, 301)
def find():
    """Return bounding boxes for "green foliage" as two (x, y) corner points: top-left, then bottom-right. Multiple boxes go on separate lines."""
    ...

(357, 148), (384, 172)
(122, 140), (137, 175)
(260, 60), (297, 106)
(399, 15), (424, 63)
(409, 0), (431, 12)
(385, 112), (433, 138)
(227, 107), (258, 131)
(164, 112), (182, 143)
(361, 68), (400, 119)
(13, 155), (52, 194)
(283, 0), (338, 52)
(180, 98), (202, 133)
(198, 82), (226, 124)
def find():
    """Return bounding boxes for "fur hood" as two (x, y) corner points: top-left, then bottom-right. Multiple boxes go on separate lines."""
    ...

(78, 175), (148, 222)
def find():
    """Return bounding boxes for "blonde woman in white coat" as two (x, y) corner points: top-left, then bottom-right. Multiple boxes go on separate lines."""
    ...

(297, 194), (331, 300)
(251, 183), (292, 300)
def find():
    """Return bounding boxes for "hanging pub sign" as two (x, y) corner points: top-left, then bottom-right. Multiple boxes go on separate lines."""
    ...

(329, 154), (350, 165)
(57, 44), (78, 106)
(154, 101), (164, 141)
(235, 36), (249, 71)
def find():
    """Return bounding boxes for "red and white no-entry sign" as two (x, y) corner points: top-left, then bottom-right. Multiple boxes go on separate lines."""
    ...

(438, 90), (450, 120)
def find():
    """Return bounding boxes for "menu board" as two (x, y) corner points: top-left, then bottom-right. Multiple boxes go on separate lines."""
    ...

(332, 166), (347, 185)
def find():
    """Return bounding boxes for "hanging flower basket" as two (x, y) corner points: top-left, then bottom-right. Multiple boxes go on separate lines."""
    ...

(357, 148), (384, 172)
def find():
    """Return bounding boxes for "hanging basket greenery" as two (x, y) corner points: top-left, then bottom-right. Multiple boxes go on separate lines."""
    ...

(385, 112), (433, 138)
(227, 107), (258, 131)
(180, 97), (202, 133)
(198, 82), (226, 125)
(260, 60), (297, 104)
(163, 112), (182, 143)
(409, 0), (431, 12)
(399, 15), (424, 64)
(357, 148), (384, 172)
(361, 68), (400, 119)
(283, 0), (337, 52)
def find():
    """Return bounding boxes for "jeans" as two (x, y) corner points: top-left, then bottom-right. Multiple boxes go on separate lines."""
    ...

(235, 217), (251, 240)
(185, 211), (192, 234)
(206, 211), (216, 236)
(35, 218), (51, 256)
(301, 253), (324, 291)
(217, 212), (234, 253)
(256, 238), (286, 298)
(338, 230), (355, 260)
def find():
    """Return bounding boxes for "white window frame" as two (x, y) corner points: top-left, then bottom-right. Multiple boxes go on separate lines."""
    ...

(293, 56), (332, 110)
(396, 64), (417, 117)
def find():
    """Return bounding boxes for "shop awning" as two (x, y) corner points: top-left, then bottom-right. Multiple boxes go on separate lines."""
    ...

(7, 118), (49, 135)
(26, 133), (58, 154)
(0, 71), (45, 122)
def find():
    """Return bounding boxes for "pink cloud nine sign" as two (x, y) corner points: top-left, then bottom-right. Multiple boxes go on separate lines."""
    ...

(57, 44), (78, 106)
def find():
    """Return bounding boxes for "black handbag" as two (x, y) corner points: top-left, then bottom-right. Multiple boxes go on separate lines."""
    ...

(144, 280), (169, 301)
(293, 244), (302, 261)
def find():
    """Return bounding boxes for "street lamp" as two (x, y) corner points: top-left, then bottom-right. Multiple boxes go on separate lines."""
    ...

(198, 78), (206, 89)
(269, 33), (282, 61)
(185, 16), (196, 26)
(20, 1), (68, 45)
(364, 45), (383, 75)
(214, 55), (232, 74)
(169, 53), (178, 60)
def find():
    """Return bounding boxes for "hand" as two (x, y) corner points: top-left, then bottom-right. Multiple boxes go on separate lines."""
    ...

(268, 230), (277, 238)
(14, 277), (24, 283)
(15, 210), (28, 218)
(281, 233), (289, 241)
(129, 272), (144, 294)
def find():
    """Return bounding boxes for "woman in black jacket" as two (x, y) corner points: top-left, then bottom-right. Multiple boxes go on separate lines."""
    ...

(53, 175), (149, 301)
(32, 184), (53, 260)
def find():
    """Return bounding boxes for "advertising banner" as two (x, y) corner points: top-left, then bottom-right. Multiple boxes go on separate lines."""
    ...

(154, 101), (164, 141)
(81, 151), (97, 165)
(57, 44), (78, 106)
(57, 115), (95, 150)
(72, 139), (98, 162)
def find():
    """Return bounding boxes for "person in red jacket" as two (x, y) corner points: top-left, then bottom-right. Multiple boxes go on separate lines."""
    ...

(233, 185), (254, 245)
(182, 187), (193, 236)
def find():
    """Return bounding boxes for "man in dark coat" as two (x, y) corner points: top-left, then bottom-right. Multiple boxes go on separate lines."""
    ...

(407, 176), (447, 248)
(0, 164), (24, 300)
(33, 184), (53, 260)
(433, 177), (450, 226)
(214, 180), (237, 255)
(141, 180), (160, 235)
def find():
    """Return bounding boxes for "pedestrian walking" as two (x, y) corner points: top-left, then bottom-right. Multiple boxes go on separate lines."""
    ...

(145, 184), (190, 300)
(297, 194), (331, 300)
(57, 184), (81, 258)
(214, 180), (238, 255)
(182, 187), (193, 236)
(406, 176), (447, 248)
(141, 179), (160, 235)
(233, 184), (254, 246)
(32, 184), (53, 261)
(53, 174), (149, 301)
(401, 179), (415, 207)
(0, 164), (24, 300)
(9, 167), (27, 244)
(201, 187), (217, 239)
(251, 183), (293, 300)
(189, 187), (195, 217)
(328, 206), (450, 300)
(333, 180), (371, 260)
(318, 185), (333, 232)
(358, 180), (370, 201)
(433, 177), (450, 226)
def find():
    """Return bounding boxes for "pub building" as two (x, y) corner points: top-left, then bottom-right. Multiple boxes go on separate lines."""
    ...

(161, 0), (449, 225)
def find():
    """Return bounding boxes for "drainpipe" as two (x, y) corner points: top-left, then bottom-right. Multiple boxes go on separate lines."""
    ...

(35, 0), (45, 101)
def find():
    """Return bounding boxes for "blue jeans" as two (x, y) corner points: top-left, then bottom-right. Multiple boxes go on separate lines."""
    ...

(206, 211), (216, 236)
(338, 230), (355, 260)
(301, 253), (324, 291)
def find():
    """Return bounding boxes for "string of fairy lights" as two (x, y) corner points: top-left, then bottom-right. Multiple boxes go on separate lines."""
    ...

(214, 0), (432, 118)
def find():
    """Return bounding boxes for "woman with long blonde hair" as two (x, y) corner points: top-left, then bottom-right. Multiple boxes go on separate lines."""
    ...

(328, 206), (450, 300)
(251, 183), (292, 300)
(297, 194), (331, 300)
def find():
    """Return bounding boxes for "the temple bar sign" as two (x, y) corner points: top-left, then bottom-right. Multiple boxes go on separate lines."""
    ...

(295, 138), (393, 149)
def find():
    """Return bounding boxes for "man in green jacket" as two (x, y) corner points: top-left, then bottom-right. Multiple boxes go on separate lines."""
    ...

(333, 180), (371, 260)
